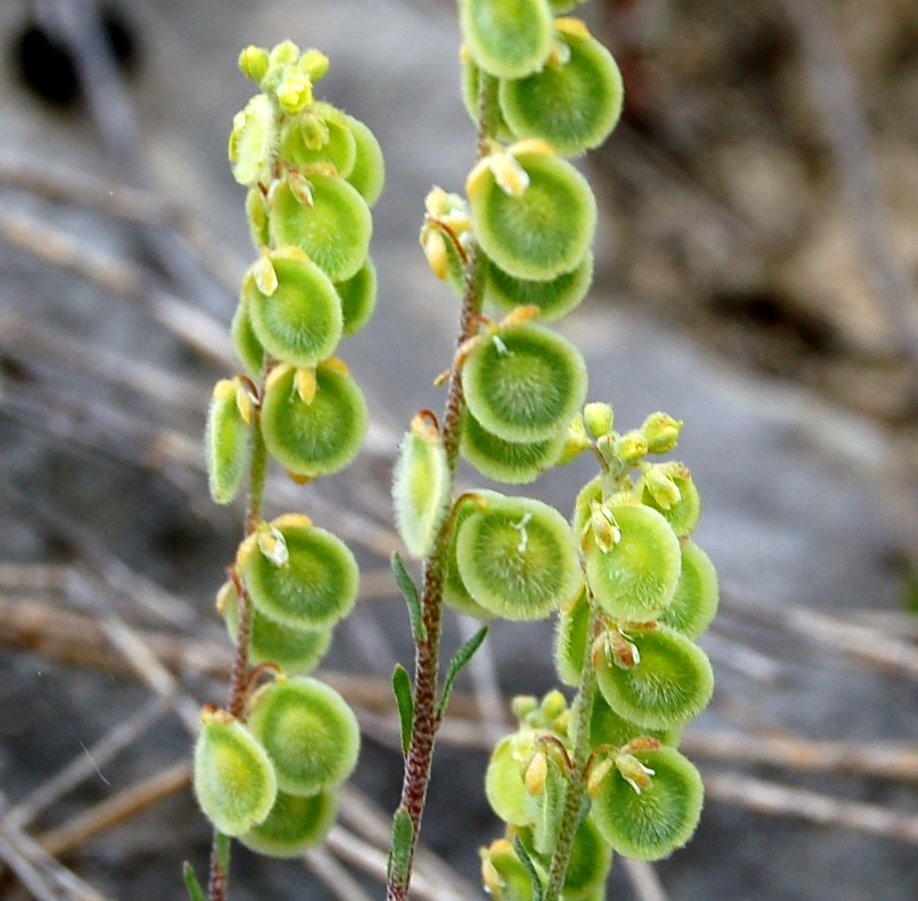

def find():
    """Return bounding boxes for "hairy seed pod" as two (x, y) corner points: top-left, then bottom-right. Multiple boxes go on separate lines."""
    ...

(260, 362), (368, 478)
(461, 57), (516, 141)
(231, 296), (266, 379)
(468, 151), (596, 281)
(639, 468), (701, 537)
(485, 252), (593, 322)
(279, 102), (357, 176)
(219, 581), (332, 674)
(239, 788), (338, 858)
(456, 494), (581, 620)
(460, 409), (566, 485)
(590, 746), (703, 861)
(596, 625), (714, 730)
(460, 0), (554, 79)
(499, 31), (623, 156)
(587, 694), (681, 750)
(269, 175), (372, 282)
(228, 93), (276, 187)
(557, 815), (613, 900)
(205, 379), (252, 505)
(242, 516), (359, 629)
(193, 711), (277, 836)
(335, 257), (377, 336)
(343, 113), (385, 207)
(243, 253), (343, 368)
(444, 495), (498, 620)
(392, 414), (450, 559)
(658, 541), (719, 639)
(553, 589), (590, 686)
(585, 503), (681, 622)
(485, 733), (537, 826)
(463, 324), (588, 443)
(247, 676), (360, 796)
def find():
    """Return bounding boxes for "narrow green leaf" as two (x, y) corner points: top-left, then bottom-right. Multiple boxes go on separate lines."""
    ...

(512, 834), (544, 901)
(182, 862), (206, 901)
(391, 663), (415, 756)
(435, 625), (489, 720)
(386, 806), (415, 887)
(391, 552), (427, 642)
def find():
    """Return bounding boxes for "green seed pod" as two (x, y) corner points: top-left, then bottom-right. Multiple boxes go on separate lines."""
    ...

(461, 408), (566, 485)
(228, 94), (276, 187)
(639, 467), (701, 537)
(245, 187), (271, 250)
(239, 788), (338, 858)
(392, 414), (450, 559)
(468, 150), (596, 281)
(343, 114), (385, 208)
(485, 252), (593, 322)
(279, 103), (357, 176)
(585, 503), (681, 622)
(590, 747), (703, 861)
(463, 324), (588, 443)
(269, 175), (372, 282)
(243, 252), (343, 368)
(587, 694), (681, 750)
(231, 296), (266, 379)
(658, 541), (719, 639)
(444, 495), (498, 620)
(193, 711), (277, 836)
(456, 494), (581, 620)
(499, 31), (623, 157)
(553, 589), (590, 687)
(260, 362), (368, 478)
(247, 676), (360, 796)
(572, 474), (602, 535)
(205, 378), (252, 505)
(557, 815), (613, 901)
(335, 257), (377, 336)
(596, 625), (714, 730)
(481, 837), (543, 901)
(461, 56), (515, 141)
(219, 581), (332, 675)
(485, 733), (537, 826)
(242, 514), (359, 629)
(460, 0), (554, 79)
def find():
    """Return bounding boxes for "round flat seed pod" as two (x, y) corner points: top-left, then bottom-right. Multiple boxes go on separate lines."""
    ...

(239, 788), (338, 858)
(456, 494), (580, 620)
(460, 0), (554, 79)
(335, 258), (377, 336)
(444, 495), (497, 620)
(231, 297), (265, 379)
(572, 473), (602, 534)
(221, 582), (332, 674)
(247, 677), (360, 796)
(243, 518), (358, 629)
(461, 58), (515, 141)
(658, 541), (718, 639)
(343, 114), (385, 207)
(245, 255), (343, 368)
(193, 713), (277, 836)
(463, 324), (588, 443)
(269, 176), (372, 282)
(595, 625), (714, 730)
(461, 408), (566, 485)
(279, 103), (357, 176)
(584, 503), (681, 622)
(468, 151), (596, 281)
(485, 733), (536, 826)
(559, 815), (613, 901)
(639, 471), (701, 537)
(206, 380), (251, 505)
(486, 252), (593, 322)
(261, 363), (367, 478)
(499, 32), (623, 156)
(591, 747), (703, 861)
(587, 694), (681, 751)
(553, 589), (590, 686)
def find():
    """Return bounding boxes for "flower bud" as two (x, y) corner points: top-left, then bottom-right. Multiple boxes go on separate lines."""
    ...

(297, 48), (330, 81)
(615, 752), (655, 794)
(642, 465), (682, 511)
(583, 402), (613, 439)
(615, 429), (649, 466)
(238, 45), (269, 83)
(642, 411), (683, 454)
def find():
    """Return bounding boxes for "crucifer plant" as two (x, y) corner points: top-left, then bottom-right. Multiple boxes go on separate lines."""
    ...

(188, 1), (718, 900)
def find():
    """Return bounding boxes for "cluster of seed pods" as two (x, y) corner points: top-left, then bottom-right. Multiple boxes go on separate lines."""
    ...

(196, 41), (384, 859)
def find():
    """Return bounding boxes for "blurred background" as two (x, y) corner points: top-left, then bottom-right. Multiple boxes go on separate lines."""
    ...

(0, 0), (917, 898)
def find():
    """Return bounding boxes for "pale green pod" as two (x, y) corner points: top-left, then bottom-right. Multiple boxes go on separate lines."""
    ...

(590, 747), (703, 861)
(555, 816), (612, 901)
(444, 495), (497, 620)
(247, 676), (360, 796)
(639, 470), (701, 537)
(335, 257), (377, 336)
(193, 713), (277, 837)
(658, 541), (719, 639)
(343, 113), (385, 207)
(485, 732), (536, 826)
(228, 93), (276, 187)
(585, 503), (681, 622)
(572, 473), (602, 535)
(468, 151), (596, 281)
(220, 582), (332, 674)
(244, 254), (343, 368)
(269, 175), (372, 282)
(460, 0), (554, 79)
(481, 837), (543, 901)
(485, 252), (593, 322)
(595, 625), (714, 730)
(245, 187), (271, 250)
(279, 103), (357, 176)
(242, 516), (359, 629)
(460, 409), (566, 485)
(461, 57), (516, 141)
(499, 32), (623, 156)
(587, 694), (681, 751)
(553, 589), (590, 687)
(392, 416), (450, 559)
(456, 494), (581, 620)
(205, 379), (251, 505)
(260, 362), (368, 478)
(238, 788), (338, 858)
(231, 296), (265, 379)
(463, 324), (588, 443)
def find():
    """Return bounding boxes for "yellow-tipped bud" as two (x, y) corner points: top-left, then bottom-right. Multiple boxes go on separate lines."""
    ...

(590, 500), (620, 553)
(238, 45), (269, 82)
(295, 368), (318, 405)
(555, 17), (592, 39)
(277, 72), (314, 114)
(642, 411), (683, 454)
(616, 753), (656, 795)
(251, 255), (278, 297)
(524, 751), (548, 795)
(297, 49), (330, 81)
(422, 228), (448, 279)
(489, 152), (530, 197)
(587, 758), (614, 798)
(583, 402), (614, 439)
(257, 525), (289, 567)
(615, 429), (649, 465)
(642, 466), (682, 511)
(234, 381), (256, 425)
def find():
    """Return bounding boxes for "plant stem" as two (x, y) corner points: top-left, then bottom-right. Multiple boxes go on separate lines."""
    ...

(544, 604), (601, 901)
